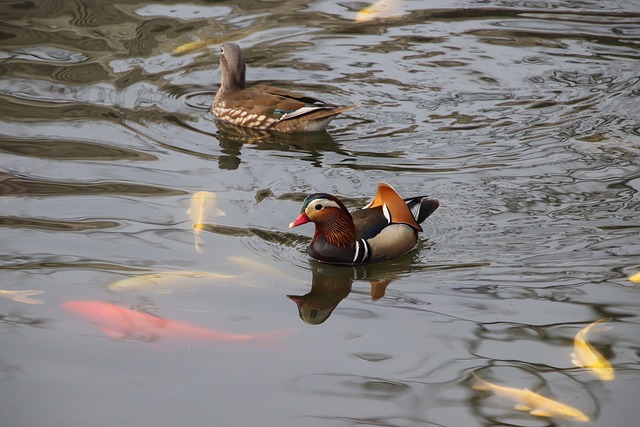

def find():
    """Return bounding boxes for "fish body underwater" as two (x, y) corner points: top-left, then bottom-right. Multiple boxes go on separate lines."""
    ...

(62, 300), (290, 345)
(107, 271), (238, 294)
(188, 191), (225, 253)
(572, 319), (614, 381)
(472, 374), (590, 422)
(0, 289), (44, 304)
(356, 0), (403, 22)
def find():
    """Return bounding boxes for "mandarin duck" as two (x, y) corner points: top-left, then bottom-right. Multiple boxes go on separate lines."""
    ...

(211, 43), (357, 132)
(289, 183), (439, 265)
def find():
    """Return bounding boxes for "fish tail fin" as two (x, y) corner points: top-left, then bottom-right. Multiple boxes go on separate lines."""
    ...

(472, 382), (489, 391)
(250, 328), (296, 348)
(571, 353), (585, 368)
(588, 318), (613, 333)
(529, 409), (554, 417)
(471, 372), (490, 391)
(593, 324), (613, 334)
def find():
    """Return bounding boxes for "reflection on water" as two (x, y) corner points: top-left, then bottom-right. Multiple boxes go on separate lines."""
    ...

(0, 171), (185, 197)
(1, 0), (640, 426)
(288, 259), (416, 324)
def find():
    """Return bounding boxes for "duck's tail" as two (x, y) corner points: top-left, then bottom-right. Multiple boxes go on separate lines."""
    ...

(405, 196), (440, 225)
(280, 105), (357, 121)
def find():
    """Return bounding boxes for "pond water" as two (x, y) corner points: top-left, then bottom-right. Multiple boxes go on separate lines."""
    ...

(1, 0), (639, 426)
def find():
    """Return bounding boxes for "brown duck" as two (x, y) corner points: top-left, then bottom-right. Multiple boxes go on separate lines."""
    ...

(289, 183), (439, 265)
(211, 43), (356, 132)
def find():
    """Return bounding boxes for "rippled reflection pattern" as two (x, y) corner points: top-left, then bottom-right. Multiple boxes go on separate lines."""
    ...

(1, 1), (639, 427)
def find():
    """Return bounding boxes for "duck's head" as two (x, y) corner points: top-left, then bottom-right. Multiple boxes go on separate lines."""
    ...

(219, 42), (246, 90)
(288, 193), (353, 231)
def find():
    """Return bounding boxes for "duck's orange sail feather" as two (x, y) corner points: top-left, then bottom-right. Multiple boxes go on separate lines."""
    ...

(364, 183), (422, 231)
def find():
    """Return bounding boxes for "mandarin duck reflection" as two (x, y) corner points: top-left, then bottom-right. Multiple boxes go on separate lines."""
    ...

(288, 268), (352, 325)
(287, 262), (397, 325)
(211, 43), (356, 132)
(289, 183), (439, 265)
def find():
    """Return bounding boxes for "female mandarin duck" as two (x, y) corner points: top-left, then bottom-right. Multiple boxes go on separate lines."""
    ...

(211, 43), (356, 132)
(289, 183), (439, 265)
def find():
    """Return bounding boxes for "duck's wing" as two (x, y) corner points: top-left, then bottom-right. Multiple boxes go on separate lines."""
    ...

(251, 84), (326, 105)
(352, 206), (389, 240)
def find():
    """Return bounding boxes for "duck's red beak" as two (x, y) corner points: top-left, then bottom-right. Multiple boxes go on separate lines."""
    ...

(288, 213), (310, 228)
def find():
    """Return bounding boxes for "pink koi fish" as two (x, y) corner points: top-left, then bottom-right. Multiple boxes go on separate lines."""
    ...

(62, 300), (291, 345)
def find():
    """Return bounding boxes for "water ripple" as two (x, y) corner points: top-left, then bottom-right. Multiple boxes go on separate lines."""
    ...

(0, 137), (156, 161)
(0, 216), (119, 232)
(0, 46), (88, 64)
(0, 171), (185, 197)
(1, 2), (640, 426)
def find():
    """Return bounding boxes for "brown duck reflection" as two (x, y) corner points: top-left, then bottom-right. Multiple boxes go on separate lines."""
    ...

(288, 259), (410, 325)
(213, 120), (348, 170)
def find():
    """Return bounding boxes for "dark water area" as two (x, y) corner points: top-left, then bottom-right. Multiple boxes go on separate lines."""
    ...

(1, 0), (639, 426)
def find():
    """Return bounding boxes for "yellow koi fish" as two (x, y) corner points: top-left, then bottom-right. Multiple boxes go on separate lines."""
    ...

(629, 272), (640, 283)
(227, 256), (304, 283)
(188, 191), (225, 253)
(0, 289), (44, 304)
(173, 39), (211, 55)
(472, 374), (590, 422)
(173, 34), (246, 55)
(356, 0), (403, 23)
(107, 271), (237, 294)
(572, 319), (614, 381)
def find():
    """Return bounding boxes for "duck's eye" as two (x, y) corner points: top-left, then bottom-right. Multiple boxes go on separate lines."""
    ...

(314, 203), (323, 210)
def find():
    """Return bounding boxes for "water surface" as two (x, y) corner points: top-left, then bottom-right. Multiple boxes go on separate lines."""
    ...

(1, 1), (640, 426)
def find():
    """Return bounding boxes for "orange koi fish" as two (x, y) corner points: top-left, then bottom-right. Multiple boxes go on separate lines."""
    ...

(62, 300), (291, 345)
(472, 374), (589, 422)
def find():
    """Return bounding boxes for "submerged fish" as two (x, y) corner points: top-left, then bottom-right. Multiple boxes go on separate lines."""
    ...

(188, 191), (225, 253)
(173, 39), (211, 55)
(472, 374), (590, 422)
(227, 256), (302, 283)
(62, 300), (291, 345)
(629, 272), (640, 283)
(173, 35), (244, 55)
(355, 0), (403, 23)
(107, 271), (237, 294)
(0, 290), (44, 305)
(572, 319), (614, 381)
